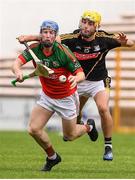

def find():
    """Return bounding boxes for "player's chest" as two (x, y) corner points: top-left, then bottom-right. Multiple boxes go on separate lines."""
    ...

(37, 53), (64, 69)
(74, 41), (101, 54)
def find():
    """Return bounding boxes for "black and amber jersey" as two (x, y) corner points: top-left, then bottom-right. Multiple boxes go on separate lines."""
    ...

(60, 30), (121, 81)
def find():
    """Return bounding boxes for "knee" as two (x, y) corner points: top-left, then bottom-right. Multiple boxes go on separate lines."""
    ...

(98, 105), (108, 115)
(28, 125), (41, 137)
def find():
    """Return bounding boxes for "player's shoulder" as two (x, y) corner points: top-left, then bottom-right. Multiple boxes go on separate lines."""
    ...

(57, 42), (72, 53)
(60, 32), (80, 40)
(57, 43), (76, 61)
(73, 29), (80, 34)
(96, 30), (116, 38)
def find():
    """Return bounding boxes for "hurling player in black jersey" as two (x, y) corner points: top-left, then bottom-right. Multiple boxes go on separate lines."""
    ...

(60, 11), (134, 161)
(17, 10), (134, 161)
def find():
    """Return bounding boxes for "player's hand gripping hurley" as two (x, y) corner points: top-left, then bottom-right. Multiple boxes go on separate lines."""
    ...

(11, 42), (54, 86)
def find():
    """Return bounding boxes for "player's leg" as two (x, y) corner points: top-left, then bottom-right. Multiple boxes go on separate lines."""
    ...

(62, 117), (98, 141)
(77, 80), (99, 141)
(57, 91), (98, 141)
(94, 90), (113, 160)
(28, 105), (61, 171)
(77, 95), (89, 124)
(62, 117), (86, 140)
(77, 81), (90, 124)
(28, 105), (53, 149)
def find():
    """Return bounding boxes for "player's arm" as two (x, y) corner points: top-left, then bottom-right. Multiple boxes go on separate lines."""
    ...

(68, 71), (85, 89)
(114, 32), (134, 47)
(17, 35), (61, 43)
(12, 58), (24, 82)
(12, 48), (32, 82)
(17, 35), (40, 43)
(74, 71), (85, 83)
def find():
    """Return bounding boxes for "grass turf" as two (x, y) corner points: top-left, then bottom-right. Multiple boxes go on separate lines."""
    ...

(0, 131), (135, 179)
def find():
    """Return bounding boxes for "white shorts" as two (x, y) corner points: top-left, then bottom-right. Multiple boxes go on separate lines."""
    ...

(77, 80), (105, 97)
(37, 91), (79, 120)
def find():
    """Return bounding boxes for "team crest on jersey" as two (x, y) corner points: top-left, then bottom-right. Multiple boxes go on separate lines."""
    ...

(84, 47), (91, 53)
(93, 45), (100, 51)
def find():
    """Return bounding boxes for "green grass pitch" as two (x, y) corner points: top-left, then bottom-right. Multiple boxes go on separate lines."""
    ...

(0, 131), (135, 179)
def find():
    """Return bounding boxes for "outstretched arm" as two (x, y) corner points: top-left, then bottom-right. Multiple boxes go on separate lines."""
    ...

(114, 32), (134, 47)
(17, 35), (41, 43)
(12, 58), (24, 82)
(17, 35), (61, 43)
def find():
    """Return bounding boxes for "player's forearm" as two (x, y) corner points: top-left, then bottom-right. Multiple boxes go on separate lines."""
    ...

(17, 34), (61, 43)
(125, 39), (134, 47)
(68, 72), (85, 89)
(12, 58), (23, 78)
(17, 35), (41, 43)
(75, 72), (85, 83)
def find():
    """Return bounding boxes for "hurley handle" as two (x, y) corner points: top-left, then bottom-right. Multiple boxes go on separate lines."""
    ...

(23, 42), (30, 49)
(11, 75), (29, 87)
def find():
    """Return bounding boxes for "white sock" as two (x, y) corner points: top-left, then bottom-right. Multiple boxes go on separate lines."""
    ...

(48, 153), (57, 160)
(90, 125), (93, 131)
(105, 144), (112, 148)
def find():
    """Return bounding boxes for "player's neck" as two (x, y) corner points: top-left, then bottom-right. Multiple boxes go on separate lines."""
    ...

(82, 33), (96, 42)
(43, 47), (53, 56)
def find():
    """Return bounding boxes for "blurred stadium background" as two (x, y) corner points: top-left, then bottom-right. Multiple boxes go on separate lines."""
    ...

(0, 0), (135, 133)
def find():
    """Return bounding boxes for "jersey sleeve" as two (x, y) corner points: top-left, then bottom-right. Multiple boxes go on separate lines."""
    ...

(60, 33), (76, 49)
(18, 49), (33, 64)
(96, 30), (121, 50)
(61, 39), (72, 48)
(66, 57), (83, 74)
(105, 37), (121, 49)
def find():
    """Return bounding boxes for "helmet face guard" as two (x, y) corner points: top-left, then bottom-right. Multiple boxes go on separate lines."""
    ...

(81, 10), (101, 28)
(40, 20), (59, 34)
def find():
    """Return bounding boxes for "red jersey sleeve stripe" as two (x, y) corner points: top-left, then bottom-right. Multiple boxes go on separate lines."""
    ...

(73, 67), (83, 75)
(18, 54), (27, 64)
